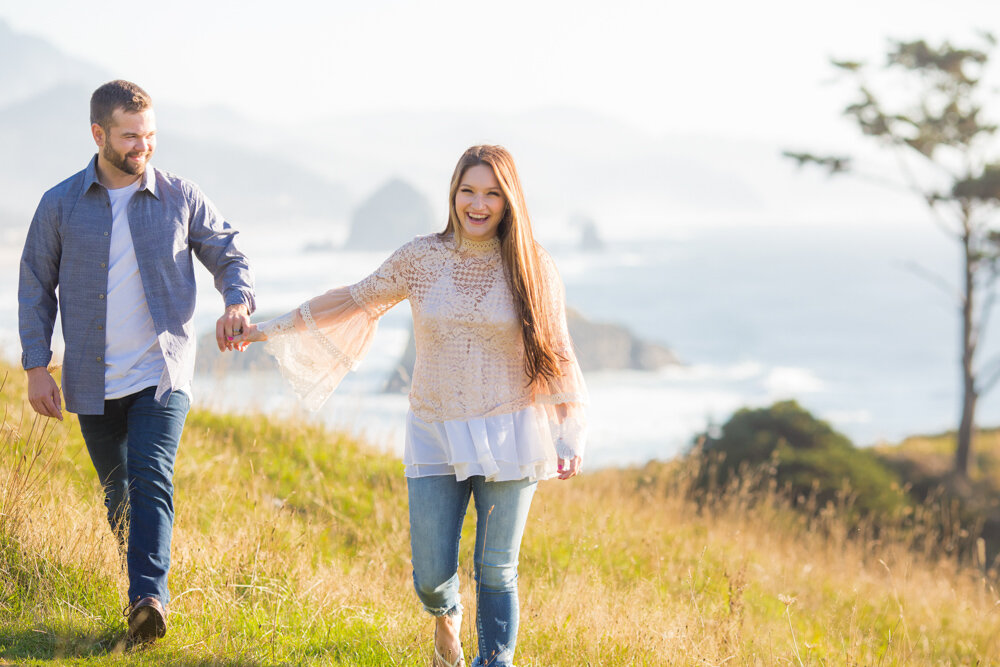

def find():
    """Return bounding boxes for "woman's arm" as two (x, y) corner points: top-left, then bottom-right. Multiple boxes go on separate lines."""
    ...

(534, 249), (589, 478)
(231, 243), (414, 410)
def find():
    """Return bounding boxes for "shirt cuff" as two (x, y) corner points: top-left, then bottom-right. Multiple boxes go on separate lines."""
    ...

(225, 289), (256, 315)
(21, 348), (53, 370)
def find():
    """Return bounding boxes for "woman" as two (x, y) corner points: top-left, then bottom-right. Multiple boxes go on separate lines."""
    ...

(233, 145), (587, 667)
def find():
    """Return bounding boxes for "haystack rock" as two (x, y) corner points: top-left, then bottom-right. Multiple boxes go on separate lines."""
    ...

(344, 179), (436, 251)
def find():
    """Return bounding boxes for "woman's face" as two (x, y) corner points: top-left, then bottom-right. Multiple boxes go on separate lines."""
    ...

(454, 164), (506, 241)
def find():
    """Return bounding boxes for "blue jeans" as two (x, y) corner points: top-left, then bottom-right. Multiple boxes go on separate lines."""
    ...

(77, 386), (189, 607)
(408, 475), (537, 667)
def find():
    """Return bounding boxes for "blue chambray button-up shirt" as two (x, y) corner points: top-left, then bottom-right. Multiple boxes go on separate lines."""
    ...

(18, 156), (256, 415)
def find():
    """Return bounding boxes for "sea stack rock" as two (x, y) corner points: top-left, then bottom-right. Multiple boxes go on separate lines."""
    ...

(344, 179), (436, 250)
(572, 214), (606, 252)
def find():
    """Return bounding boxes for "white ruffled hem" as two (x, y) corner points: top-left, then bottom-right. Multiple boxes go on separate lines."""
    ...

(404, 405), (568, 482)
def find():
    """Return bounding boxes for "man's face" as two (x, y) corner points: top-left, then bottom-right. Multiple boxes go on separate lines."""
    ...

(95, 108), (157, 178)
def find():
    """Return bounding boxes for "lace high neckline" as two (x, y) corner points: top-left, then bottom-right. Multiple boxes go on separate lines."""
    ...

(457, 236), (501, 254)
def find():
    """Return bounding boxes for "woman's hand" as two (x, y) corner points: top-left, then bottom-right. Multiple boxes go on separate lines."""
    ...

(229, 322), (266, 351)
(557, 455), (582, 480)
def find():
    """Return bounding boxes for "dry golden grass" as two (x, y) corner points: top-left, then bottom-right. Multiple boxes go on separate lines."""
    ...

(2, 364), (1000, 665)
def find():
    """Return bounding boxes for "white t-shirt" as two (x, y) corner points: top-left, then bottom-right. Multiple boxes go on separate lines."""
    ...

(104, 180), (166, 399)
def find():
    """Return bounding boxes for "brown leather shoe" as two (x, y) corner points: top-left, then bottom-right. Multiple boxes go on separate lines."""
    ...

(127, 596), (167, 644)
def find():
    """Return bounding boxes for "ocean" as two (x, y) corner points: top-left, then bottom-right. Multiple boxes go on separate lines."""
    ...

(1, 219), (996, 469)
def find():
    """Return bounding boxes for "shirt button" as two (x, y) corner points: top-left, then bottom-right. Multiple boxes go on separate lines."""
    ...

(97, 325), (104, 330)
(96, 356), (103, 362)
(103, 231), (109, 237)
(98, 294), (105, 300)
(100, 262), (107, 268)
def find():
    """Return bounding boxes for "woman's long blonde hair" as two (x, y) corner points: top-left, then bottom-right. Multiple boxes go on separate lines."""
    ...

(441, 145), (564, 384)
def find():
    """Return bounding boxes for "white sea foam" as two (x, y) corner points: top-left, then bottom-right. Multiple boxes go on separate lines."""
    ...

(764, 366), (825, 396)
(659, 360), (765, 382)
(553, 248), (648, 279)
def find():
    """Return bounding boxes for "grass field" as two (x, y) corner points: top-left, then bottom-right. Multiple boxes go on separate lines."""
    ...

(2, 365), (999, 666)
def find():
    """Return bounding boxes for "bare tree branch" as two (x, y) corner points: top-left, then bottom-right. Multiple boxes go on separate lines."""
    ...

(886, 144), (966, 237)
(971, 280), (998, 353)
(900, 261), (963, 303)
(980, 354), (1000, 395)
(782, 149), (965, 239)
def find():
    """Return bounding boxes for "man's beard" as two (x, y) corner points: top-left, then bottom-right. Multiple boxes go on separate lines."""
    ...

(102, 143), (151, 176)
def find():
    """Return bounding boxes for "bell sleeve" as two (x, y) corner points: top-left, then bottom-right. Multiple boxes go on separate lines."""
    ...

(256, 244), (411, 411)
(532, 249), (589, 460)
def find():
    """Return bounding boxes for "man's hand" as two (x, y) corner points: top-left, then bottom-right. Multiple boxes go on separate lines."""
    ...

(27, 367), (63, 420)
(216, 303), (251, 352)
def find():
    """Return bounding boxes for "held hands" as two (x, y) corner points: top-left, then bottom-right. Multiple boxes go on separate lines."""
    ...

(216, 303), (251, 352)
(557, 455), (582, 480)
(231, 323), (266, 347)
(27, 367), (63, 421)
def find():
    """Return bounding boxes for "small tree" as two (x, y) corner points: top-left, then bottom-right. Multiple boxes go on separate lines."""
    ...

(785, 35), (1000, 477)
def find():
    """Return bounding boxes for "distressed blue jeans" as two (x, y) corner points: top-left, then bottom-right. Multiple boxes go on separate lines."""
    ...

(77, 386), (189, 607)
(408, 475), (537, 667)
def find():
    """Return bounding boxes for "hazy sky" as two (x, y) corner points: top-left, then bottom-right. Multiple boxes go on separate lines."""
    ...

(3, 0), (997, 145)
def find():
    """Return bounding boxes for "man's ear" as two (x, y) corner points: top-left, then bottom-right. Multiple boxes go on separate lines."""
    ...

(91, 122), (106, 148)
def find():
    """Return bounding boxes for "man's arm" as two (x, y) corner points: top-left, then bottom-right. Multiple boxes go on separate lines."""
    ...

(19, 197), (63, 418)
(184, 184), (256, 351)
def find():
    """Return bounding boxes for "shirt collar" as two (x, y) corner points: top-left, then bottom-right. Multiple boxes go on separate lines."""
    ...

(138, 164), (158, 198)
(82, 154), (159, 199)
(82, 154), (101, 191)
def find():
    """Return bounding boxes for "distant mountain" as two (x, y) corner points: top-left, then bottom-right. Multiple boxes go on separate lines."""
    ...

(0, 84), (96, 213)
(266, 107), (770, 232)
(153, 137), (350, 228)
(0, 84), (350, 226)
(0, 19), (109, 109)
(268, 106), (927, 235)
(0, 20), (927, 239)
(0, 20), (351, 228)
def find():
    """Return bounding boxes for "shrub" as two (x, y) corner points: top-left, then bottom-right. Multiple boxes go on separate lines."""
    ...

(697, 400), (909, 520)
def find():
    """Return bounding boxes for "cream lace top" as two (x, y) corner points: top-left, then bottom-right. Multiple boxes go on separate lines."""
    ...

(258, 233), (588, 470)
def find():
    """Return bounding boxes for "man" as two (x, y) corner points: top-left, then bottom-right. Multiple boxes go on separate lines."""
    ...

(18, 80), (254, 645)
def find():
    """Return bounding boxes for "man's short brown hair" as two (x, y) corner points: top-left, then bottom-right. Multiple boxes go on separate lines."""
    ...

(90, 80), (152, 130)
